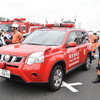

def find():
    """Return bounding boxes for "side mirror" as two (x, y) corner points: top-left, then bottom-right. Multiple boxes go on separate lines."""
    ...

(68, 42), (76, 47)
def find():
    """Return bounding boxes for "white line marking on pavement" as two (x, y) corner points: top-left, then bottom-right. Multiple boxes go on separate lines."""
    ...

(61, 81), (83, 92)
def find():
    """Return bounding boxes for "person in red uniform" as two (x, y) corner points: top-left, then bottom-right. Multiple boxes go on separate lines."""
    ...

(91, 32), (97, 59)
(11, 24), (23, 44)
(93, 40), (100, 83)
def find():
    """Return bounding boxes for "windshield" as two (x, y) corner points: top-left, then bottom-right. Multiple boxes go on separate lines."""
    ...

(22, 30), (66, 46)
(0, 24), (11, 32)
(21, 25), (26, 32)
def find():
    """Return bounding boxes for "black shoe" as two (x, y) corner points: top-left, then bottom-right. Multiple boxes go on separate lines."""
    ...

(96, 66), (100, 70)
(93, 79), (100, 83)
(93, 75), (100, 83)
(96, 66), (98, 69)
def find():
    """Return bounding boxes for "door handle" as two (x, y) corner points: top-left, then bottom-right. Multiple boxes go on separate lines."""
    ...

(77, 48), (80, 51)
(85, 46), (87, 48)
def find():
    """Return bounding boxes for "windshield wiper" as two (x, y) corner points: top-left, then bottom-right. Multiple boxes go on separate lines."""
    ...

(22, 43), (58, 46)
(41, 44), (58, 46)
(26, 43), (41, 45)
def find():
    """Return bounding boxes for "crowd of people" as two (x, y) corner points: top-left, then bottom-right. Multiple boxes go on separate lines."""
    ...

(0, 23), (23, 47)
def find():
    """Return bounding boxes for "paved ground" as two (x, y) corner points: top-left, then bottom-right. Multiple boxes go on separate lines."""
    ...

(0, 51), (99, 100)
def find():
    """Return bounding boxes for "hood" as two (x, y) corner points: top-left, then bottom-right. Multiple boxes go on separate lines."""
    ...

(0, 43), (56, 57)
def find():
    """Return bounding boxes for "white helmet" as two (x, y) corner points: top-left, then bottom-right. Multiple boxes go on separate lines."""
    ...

(12, 23), (19, 28)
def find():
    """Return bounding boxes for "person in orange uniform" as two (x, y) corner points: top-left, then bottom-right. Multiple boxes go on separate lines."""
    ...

(11, 24), (23, 44)
(91, 32), (97, 59)
(93, 40), (100, 83)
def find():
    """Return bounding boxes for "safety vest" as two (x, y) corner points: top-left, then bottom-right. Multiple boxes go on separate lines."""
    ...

(98, 41), (100, 64)
(91, 35), (97, 43)
(97, 41), (100, 75)
(99, 40), (100, 48)
(98, 70), (100, 75)
(12, 32), (23, 44)
(91, 35), (97, 52)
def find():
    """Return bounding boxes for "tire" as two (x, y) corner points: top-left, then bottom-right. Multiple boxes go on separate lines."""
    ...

(82, 55), (91, 71)
(48, 65), (63, 91)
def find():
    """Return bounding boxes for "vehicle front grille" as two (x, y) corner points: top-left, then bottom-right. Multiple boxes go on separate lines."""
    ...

(0, 54), (23, 63)
(6, 64), (19, 68)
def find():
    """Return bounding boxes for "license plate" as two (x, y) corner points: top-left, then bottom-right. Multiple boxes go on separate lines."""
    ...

(0, 69), (10, 78)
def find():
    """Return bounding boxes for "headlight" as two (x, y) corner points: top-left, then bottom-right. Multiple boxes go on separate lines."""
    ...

(25, 52), (44, 65)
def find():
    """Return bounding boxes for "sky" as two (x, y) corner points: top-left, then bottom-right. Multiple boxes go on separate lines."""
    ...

(0, 0), (100, 31)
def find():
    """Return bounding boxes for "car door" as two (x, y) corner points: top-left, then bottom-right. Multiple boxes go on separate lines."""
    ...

(77, 31), (89, 62)
(65, 31), (80, 70)
(75, 31), (84, 64)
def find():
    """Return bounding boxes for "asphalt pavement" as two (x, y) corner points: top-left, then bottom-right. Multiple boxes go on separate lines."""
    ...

(0, 50), (99, 100)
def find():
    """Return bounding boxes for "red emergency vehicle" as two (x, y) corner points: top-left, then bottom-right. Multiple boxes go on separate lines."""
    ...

(0, 17), (44, 34)
(0, 23), (92, 91)
(13, 18), (44, 34)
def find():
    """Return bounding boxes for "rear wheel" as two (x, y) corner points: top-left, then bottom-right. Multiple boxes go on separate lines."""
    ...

(82, 54), (91, 71)
(48, 65), (63, 91)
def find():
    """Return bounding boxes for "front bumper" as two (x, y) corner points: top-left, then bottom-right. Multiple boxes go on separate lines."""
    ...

(0, 61), (50, 83)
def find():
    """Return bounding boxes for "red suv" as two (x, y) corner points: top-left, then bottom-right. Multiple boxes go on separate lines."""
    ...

(0, 23), (92, 91)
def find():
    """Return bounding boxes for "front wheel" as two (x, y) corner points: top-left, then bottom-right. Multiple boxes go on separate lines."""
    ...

(48, 65), (63, 91)
(82, 55), (91, 71)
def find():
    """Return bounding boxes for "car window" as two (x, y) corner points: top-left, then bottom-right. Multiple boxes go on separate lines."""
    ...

(84, 32), (89, 43)
(22, 30), (67, 46)
(66, 31), (77, 47)
(77, 31), (89, 45)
